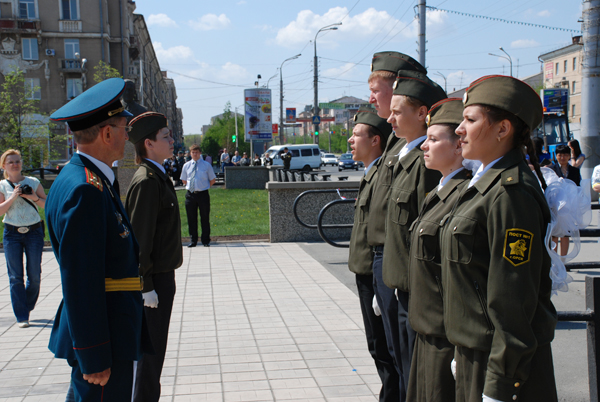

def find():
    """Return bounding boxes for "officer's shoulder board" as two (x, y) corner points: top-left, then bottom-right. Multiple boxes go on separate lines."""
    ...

(84, 167), (103, 192)
(501, 166), (520, 186)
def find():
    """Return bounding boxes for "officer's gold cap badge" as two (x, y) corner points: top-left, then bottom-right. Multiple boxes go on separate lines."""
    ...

(503, 228), (533, 266)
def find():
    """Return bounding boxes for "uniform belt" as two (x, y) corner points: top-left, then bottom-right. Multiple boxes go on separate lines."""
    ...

(5, 221), (42, 234)
(105, 277), (143, 292)
(372, 245), (384, 253)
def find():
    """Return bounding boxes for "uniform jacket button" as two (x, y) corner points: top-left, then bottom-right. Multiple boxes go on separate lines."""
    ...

(453, 226), (457, 231)
(419, 228), (424, 233)
(512, 396), (517, 401)
(514, 382), (520, 388)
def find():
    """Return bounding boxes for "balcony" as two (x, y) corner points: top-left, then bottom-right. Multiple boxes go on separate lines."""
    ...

(58, 59), (84, 72)
(59, 20), (82, 33)
(0, 19), (41, 34)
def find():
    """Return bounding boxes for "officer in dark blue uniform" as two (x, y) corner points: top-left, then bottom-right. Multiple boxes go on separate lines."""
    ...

(46, 78), (145, 402)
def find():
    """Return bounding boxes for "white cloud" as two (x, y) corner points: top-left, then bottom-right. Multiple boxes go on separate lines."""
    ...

(189, 14), (231, 31)
(275, 7), (414, 48)
(322, 63), (357, 78)
(511, 39), (540, 49)
(217, 62), (248, 80)
(153, 42), (193, 63)
(147, 14), (178, 28)
(446, 71), (474, 91)
(181, 61), (249, 84)
(537, 10), (551, 17)
(237, 0), (246, 4)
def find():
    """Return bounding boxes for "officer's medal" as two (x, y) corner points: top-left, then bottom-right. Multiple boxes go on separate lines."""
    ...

(116, 212), (130, 238)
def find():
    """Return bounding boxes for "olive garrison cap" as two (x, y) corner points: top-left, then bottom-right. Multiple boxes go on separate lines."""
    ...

(462, 75), (543, 130)
(392, 70), (447, 109)
(426, 98), (463, 127)
(50, 78), (133, 131)
(353, 106), (393, 140)
(371, 51), (427, 74)
(127, 112), (168, 144)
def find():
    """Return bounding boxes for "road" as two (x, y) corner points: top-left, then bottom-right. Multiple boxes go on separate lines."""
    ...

(317, 163), (364, 181)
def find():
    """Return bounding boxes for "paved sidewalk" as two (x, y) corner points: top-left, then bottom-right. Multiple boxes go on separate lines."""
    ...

(0, 243), (380, 402)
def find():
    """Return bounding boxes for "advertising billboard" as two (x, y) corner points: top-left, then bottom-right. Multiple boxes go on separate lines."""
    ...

(244, 88), (272, 141)
(540, 88), (568, 114)
(285, 108), (296, 123)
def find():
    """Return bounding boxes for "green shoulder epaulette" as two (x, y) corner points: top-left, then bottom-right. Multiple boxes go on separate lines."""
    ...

(501, 166), (520, 186)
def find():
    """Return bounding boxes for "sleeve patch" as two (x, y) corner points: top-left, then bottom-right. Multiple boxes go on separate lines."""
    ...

(85, 168), (104, 192)
(503, 228), (533, 266)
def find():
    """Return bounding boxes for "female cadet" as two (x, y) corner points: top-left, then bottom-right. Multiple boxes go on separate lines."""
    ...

(125, 112), (183, 402)
(441, 76), (558, 402)
(406, 98), (469, 402)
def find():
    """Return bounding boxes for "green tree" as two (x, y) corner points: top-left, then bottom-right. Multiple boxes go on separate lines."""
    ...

(204, 102), (248, 154)
(93, 60), (122, 83)
(201, 135), (221, 160)
(0, 69), (53, 167)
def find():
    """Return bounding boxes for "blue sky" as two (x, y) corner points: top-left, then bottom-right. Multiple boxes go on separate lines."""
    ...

(133, 0), (582, 135)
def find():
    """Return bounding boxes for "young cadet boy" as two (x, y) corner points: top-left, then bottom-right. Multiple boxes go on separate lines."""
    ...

(367, 51), (428, 401)
(384, 70), (447, 392)
(347, 107), (398, 402)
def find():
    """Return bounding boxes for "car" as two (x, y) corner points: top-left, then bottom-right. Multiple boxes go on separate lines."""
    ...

(338, 153), (359, 171)
(321, 153), (338, 166)
(262, 144), (321, 171)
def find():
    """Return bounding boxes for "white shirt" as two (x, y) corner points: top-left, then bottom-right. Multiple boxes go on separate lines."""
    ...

(398, 135), (427, 160)
(468, 157), (503, 188)
(364, 156), (381, 176)
(180, 158), (216, 192)
(0, 177), (41, 226)
(438, 167), (465, 191)
(78, 150), (115, 184)
(146, 158), (166, 174)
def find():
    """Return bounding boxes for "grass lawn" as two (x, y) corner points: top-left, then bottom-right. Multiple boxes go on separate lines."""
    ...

(0, 187), (269, 243)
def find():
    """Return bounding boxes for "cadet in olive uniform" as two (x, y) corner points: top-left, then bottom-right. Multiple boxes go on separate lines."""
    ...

(348, 107), (398, 402)
(125, 112), (183, 402)
(406, 98), (468, 402)
(367, 52), (428, 399)
(441, 76), (557, 402)
(383, 70), (446, 391)
(47, 78), (145, 402)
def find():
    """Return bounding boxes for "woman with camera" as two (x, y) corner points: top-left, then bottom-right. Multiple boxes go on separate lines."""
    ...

(0, 149), (46, 328)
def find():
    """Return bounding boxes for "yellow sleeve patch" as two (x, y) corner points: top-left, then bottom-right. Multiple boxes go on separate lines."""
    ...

(503, 228), (533, 266)
(85, 168), (104, 192)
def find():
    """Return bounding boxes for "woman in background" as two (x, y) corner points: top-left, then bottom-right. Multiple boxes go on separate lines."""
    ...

(568, 139), (585, 168)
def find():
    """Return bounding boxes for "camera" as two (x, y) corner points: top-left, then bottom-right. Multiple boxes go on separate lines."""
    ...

(21, 184), (32, 195)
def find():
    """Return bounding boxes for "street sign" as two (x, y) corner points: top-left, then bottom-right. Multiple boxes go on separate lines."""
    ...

(312, 116), (321, 124)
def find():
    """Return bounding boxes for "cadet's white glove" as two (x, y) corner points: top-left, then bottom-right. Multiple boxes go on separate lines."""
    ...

(372, 296), (381, 316)
(482, 395), (502, 402)
(451, 359), (456, 380)
(142, 290), (159, 308)
(395, 289), (399, 301)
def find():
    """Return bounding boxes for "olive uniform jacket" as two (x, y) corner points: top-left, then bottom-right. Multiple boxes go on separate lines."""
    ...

(408, 168), (471, 337)
(46, 153), (144, 375)
(348, 159), (380, 275)
(382, 142), (441, 291)
(367, 135), (405, 247)
(125, 160), (183, 293)
(440, 149), (557, 401)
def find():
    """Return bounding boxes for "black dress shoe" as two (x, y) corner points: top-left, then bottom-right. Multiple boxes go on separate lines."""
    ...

(203, 243), (210, 247)
(187, 242), (197, 248)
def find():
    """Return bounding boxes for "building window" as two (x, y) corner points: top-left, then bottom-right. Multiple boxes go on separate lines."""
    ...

(573, 57), (577, 71)
(22, 38), (38, 60)
(19, 0), (36, 19)
(555, 63), (559, 75)
(564, 60), (568, 72)
(572, 81), (576, 94)
(61, 0), (78, 20)
(572, 104), (576, 117)
(64, 39), (79, 59)
(66, 78), (82, 99)
(25, 78), (41, 100)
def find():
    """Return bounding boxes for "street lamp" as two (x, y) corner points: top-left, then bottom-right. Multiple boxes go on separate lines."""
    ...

(435, 71), (447, 93)
(489, 47), (513, 77)
(314, 22), (341, 144)
(279, 54), (301, 145)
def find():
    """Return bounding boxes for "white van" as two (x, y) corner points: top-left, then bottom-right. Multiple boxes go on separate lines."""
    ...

(263, 144), (321, 171)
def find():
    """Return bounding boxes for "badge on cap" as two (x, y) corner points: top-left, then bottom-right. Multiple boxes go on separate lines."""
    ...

(353, 114), (358, 122)
(503, 228), (533, 266)
(425, 114), (431, 127)
(370, 63), (374, 72)
(393, 80), (398, 90)
(463, 92), (468, 104)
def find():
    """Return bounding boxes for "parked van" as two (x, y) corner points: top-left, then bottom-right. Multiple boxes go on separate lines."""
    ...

(262, 144), (321, 171)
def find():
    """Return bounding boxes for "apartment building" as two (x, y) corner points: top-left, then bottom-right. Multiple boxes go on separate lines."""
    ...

(539, 36), (584, 123)
(0, 0), (183, 159)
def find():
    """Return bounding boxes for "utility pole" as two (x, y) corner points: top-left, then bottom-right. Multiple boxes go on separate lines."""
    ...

(580, 0), (600, 186)
(418, 0), (426, 67)
(280, 54), (301, 146)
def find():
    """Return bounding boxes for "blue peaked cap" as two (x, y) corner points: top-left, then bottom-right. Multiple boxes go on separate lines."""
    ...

(50, 78), (133, 131)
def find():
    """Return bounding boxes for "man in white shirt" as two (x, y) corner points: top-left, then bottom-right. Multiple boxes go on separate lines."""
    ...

(181, 144), (216, 247)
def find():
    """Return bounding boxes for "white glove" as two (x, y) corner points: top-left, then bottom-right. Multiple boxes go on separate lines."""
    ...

(372, 296), (381, 316)
(451, 359), (456, 380)
(395, 289), (399, 301)
(482, 395), (503, 402)
(142, 290), (159, 308)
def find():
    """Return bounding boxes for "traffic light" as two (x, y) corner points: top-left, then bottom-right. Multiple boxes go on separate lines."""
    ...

(315, 131), (319, 136)
(232, 134), (236, 142)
